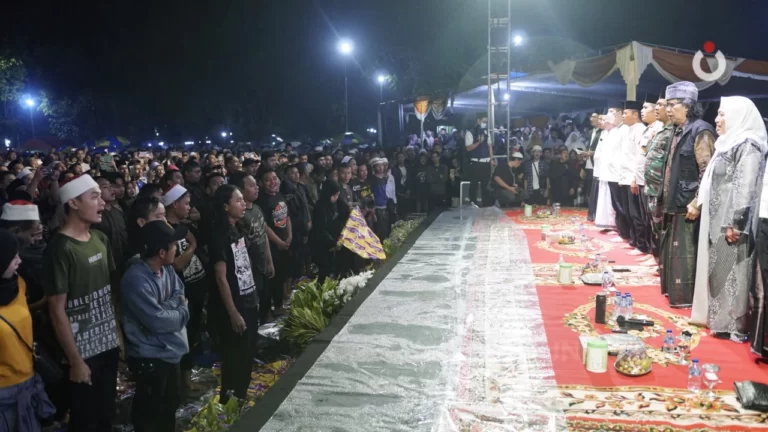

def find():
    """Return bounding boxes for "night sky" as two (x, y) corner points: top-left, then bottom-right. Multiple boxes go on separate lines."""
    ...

(1, 0), (765, 143)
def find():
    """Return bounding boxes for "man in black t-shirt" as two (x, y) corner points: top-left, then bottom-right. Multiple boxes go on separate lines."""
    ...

(492, 152), (527, 207)
(256, 169), (291, 316)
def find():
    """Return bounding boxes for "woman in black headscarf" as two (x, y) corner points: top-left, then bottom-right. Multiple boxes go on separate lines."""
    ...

(0, 229), (56, 432)
(309, 180), (350, 283)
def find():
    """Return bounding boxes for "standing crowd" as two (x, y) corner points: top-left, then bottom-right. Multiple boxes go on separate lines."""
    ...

(0, 142), (462, 431)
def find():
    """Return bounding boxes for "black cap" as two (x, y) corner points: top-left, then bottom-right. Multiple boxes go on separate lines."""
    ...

(141, 220), (188, 256)
(606, 101), (623, 110)
(644, 93), (659, 104)
(624, 100), (643, 111)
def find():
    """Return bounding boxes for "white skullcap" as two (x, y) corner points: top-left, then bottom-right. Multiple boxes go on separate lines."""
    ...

(162, 184), (188, 206)
(1, 200), (39, 221)
(59, 174), (99, 204)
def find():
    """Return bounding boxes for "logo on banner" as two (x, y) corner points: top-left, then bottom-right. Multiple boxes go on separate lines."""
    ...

(692, 41), (726, 82)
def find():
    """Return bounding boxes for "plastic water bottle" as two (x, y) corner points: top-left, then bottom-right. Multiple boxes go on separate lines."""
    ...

(626, 293), (634, 319)
(663, 330), (675, 354)
(555, 254), (564, 271)
(611, 292), (622, 320)
(579, 223), (585, 236)
(688, 359), (702, 394)
(601, 270), (612, 293)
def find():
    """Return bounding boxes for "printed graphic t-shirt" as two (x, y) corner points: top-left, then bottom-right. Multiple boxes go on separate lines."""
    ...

(257, 192), (290, 242)
(43, 230), (119, 360)
(209, 225), (257, 311)
(170, 222), (206, 284)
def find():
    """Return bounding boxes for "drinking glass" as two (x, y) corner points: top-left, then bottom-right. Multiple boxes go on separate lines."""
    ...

(701, 363), (721, 400)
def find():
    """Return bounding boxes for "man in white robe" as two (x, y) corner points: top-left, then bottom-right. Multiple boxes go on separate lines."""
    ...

(594, 115), (617, 230)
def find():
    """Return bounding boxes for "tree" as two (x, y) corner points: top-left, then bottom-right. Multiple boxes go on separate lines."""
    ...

(0, 57), (27, 116)
(39, 91), (95, 143)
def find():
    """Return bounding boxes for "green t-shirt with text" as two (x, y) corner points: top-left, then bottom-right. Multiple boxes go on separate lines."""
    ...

(43, 229), (119, 360)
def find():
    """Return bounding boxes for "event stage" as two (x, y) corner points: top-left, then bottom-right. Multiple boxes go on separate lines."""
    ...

(258, 207), (768, 431)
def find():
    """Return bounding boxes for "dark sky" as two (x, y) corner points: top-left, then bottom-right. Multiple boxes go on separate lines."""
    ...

(2, 0), (766, 142)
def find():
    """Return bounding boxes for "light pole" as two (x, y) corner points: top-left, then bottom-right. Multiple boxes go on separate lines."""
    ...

(338, 39), (354, 132)
(377, 74), (386, 101)
(24, 98), (36, 138)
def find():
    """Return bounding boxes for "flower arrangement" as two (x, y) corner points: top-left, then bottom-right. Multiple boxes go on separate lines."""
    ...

(283, 217), (423, 346)
(186, 394), (244, 432)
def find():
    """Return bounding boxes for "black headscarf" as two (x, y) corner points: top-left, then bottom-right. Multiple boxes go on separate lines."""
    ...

(0, 229), (20, 306)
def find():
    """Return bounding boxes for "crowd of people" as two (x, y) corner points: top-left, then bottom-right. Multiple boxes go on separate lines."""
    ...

(0, 141), (470, 430)
(583, 81), (768, 357)
(3, 79), (768, 430)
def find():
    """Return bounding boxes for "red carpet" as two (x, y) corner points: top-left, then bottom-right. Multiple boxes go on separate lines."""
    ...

(507, 207), (768, 431)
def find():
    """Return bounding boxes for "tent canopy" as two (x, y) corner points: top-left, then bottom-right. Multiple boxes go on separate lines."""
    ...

(404, 41), (768, 122)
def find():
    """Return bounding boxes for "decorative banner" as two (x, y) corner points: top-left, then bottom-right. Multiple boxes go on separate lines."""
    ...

(431, 98), (447, 120)
(337, 207), (386, 260)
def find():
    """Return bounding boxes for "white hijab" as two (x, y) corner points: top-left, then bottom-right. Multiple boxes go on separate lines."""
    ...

(698, 96), (768, 206)
(691, 96), (768, 325)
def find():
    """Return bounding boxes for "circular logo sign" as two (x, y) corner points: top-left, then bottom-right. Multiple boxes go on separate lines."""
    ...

(692, 41), (727, 82)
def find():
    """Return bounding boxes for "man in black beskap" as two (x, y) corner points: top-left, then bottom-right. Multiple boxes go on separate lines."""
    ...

(256, 168), (291, 317)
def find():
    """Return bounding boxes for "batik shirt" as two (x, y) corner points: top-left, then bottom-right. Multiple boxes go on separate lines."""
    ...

(644, 123), (674, 198)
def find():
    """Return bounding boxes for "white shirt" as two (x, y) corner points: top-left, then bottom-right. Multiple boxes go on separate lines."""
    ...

(619, 122), (646, 185)
(593, 130), (606, 178)
(532, 160), (541, 190)
(761, 166), (768, 218)
(600, 125), (625, 183)
(464, 131), (474, 148)
(634, 121), (664, 186)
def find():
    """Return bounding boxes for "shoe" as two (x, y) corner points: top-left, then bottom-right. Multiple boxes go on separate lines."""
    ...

(627, 249), (645, 256)
(639, 257), (657, 266)
(610, 237), (625, 243)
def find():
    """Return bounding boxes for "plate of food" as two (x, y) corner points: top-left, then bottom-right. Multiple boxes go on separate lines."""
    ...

(558, 232), (576, 245)
(535, 209), (552, 218)
(581, 273), (603, 285)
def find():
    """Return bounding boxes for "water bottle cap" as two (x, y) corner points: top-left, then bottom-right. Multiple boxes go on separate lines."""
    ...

(692, 359), (699, 363)
(666, 329), (673, 333)
(615, 292), (621, 296)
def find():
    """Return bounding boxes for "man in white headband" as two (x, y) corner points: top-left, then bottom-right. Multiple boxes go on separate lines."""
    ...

(43, 173), (121, 430)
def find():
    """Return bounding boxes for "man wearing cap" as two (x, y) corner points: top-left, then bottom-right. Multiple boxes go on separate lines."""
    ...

(163, 183), (210, 392)
(659, 81), (715, 308)
(121, 220), (190, 431)
(523, 145), (549, 205)
(600, 102), (630, 238)
(1, 200), (46, 312)
(618, 100), (649, 254)
(493, 152), (527, 207)
(585, 112), (603, 221)
(644, 97), (674, 274)
(43, 174), (120, 430)
(464, 113), (494, 206)
(638, 93), (668, 267)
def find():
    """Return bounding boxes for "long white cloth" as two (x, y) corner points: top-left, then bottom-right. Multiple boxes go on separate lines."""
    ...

(594, 180), (616, 229)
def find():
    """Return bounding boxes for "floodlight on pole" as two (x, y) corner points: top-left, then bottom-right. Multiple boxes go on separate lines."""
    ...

(513, 35), (523, 46)
(338, 38), (354, 132)
(221, 131), (228, 138)
(22, 97), (37, 138)
(377, 74), (387, 101)
(338, 39), (354, 55)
